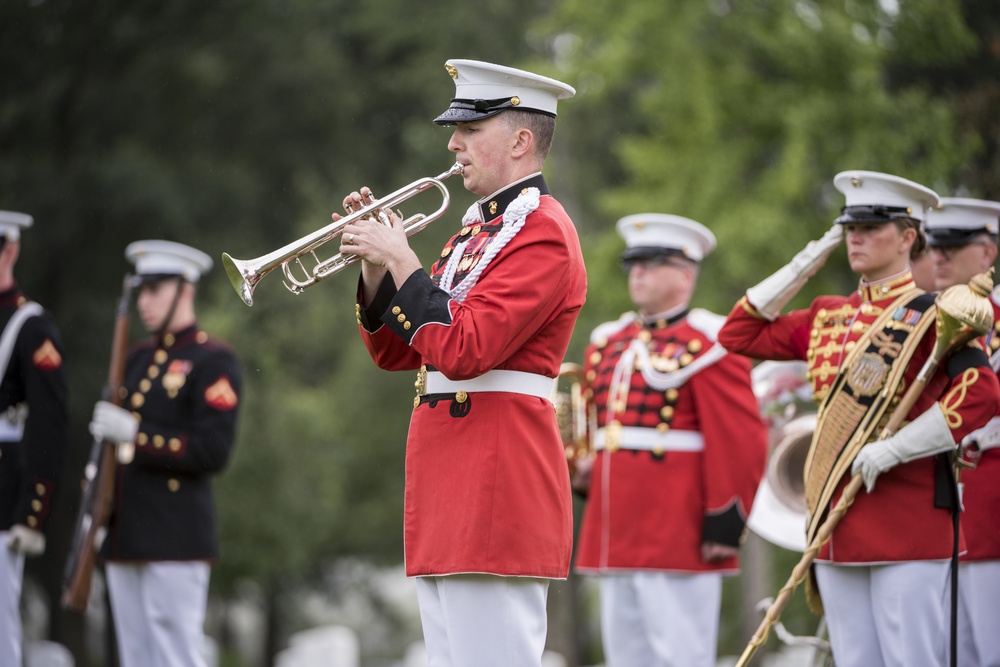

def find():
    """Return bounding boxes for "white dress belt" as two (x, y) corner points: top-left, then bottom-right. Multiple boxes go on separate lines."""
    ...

(593, 426), (705, 452)
(424, 370), (557, 402)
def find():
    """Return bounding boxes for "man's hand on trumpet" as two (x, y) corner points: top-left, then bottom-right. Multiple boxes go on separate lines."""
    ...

(335, 187), (423, 298)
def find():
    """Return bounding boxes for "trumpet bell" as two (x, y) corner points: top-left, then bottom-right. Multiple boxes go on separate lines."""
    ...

(221, 253), (258, 307)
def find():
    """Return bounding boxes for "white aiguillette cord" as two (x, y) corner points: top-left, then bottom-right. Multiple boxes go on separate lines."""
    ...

(439, 188), (540, 303)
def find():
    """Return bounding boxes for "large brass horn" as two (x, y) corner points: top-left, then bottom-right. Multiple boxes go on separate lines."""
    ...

(552, 362), (595, 474)
(747, 360), (815, 552)
(221, 163), (464, 306)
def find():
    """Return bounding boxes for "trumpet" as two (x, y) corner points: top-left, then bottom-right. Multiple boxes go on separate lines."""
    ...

(221, 163), (464, 306)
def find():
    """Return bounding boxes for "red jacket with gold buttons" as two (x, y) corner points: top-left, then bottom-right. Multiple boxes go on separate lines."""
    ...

(357, 174), (587, 578)
(960, 293), (1000, 562)
(718, 273), (999, 563)
(574, 307), (767, 574)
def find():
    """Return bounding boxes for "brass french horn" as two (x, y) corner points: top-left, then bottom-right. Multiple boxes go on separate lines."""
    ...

(747, 360), (815, 552)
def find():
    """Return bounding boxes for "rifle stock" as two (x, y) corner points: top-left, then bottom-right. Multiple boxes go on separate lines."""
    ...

(61, 275), (133, 611)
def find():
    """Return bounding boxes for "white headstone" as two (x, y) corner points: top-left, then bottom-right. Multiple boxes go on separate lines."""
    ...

(276, 624), (359, 667)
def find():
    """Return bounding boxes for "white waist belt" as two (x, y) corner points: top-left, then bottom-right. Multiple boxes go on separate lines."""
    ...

(594, 426), (704, 452)
(424, 370), (556, 402)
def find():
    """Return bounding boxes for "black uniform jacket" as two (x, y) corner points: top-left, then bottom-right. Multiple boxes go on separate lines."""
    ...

(0, 286), (69, 533)
(100, 324), (241, 561)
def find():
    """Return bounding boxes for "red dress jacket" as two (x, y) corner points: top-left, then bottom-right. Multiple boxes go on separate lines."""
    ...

(718, 273), (998, 564)
(357, 174), (587, 578)
(574, 308), (767, 574)
(960, 293), (1000, 561)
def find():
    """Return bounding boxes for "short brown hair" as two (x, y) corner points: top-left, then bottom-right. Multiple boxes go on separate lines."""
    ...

(501, 110), (556, 159)
(893, 218), (926, 260)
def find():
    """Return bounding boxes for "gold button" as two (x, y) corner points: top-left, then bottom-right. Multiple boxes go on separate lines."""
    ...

(35, 483), (45, 496)
(441, 247), (452, 258)
(148, 366), (160, 379)
(27, 516), (37, 528)
(31, 500), (42, 512)
(660, 406), (674, 420)
(392, 306), (402, 315)
(806, 348), (816, 359)
(656, 423), (670, 433)
(413, 396), (420, 407)
(162, 334), (175, 347)
(589, 351), (602, 365)
(455, 390), (468, 403)
(460, 227), (471, 236)
(511, 96), (521, 106)
(665, 389), (679, 402)
(679, 353), (694, 367)
(586, 370), (597, 382)
(196, 331), (208, 344)
(139, 379), (152, 392)
(845, 341), (857, 351)
(154, 349), (168, 364)
(131, 394), (145, 408)
(817, 309), (828, 319)
(521, 187), (528, 195)
(153, 435), (165, 448)
(397, 313), (406, 323)
(137, 432), (148, 445)
(652, 447), (664, 456)
(403, 321), (412, 330)
(687, 339), (703, 353)
(810, 328), (820, 339)
(168, 438), (182, 452)
(167, 479), (180, 492)
(472, 225), (482, 235)
(596, 337), (608, 348)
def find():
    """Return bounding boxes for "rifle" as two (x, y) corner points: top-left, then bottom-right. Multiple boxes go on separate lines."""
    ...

(61, 274), (134, 611)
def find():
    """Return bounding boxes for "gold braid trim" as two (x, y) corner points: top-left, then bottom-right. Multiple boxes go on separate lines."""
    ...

(940, 367), (980, 431)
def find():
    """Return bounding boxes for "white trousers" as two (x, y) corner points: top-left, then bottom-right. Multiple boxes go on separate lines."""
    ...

(106, 561), (210, 667)
(956, 561), (1000, 667)
(415, 575), (549, 667)
(815, 561), (949, 667)
(0, 533), (24, 667)
(599, 571), (722, 667)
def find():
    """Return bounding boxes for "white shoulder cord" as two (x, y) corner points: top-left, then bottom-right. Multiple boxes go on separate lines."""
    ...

(439, 188), (540, 303)
(0, 302), (43, 382)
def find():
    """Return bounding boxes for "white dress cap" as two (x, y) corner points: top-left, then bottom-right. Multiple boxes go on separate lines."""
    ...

(616, 213), (717, 262)
(0, 211), (34, 241)
(434, 59), (576, 125)
(125, 240), (213, 282)
(833, 170), (939, 224)
(923, 197), (1000, 248)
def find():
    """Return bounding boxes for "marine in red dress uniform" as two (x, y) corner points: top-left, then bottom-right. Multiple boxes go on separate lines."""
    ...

(574, 214), (767, 667)
(925, 197), (1000, 667)
(342, 60), (586, 667)
(719, 172), (999, 667)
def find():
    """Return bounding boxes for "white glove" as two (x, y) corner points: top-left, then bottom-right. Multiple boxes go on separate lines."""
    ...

(89, 400), (139, 445)
(745, 225), (843, 321)
(962, 416), (1000, 453)
(7, 524), (45, 556)
(852, 403), (955, 492)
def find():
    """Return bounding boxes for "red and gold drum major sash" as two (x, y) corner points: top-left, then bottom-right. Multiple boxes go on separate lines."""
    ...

(803, 290), (938, 544)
